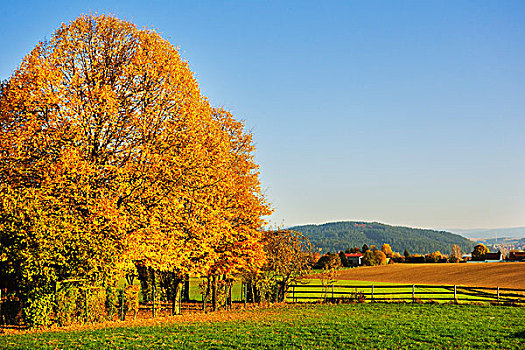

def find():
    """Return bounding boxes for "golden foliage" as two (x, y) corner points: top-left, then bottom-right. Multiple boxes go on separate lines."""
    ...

(0, 14), (271, 294)
(380, 243), (393, 258)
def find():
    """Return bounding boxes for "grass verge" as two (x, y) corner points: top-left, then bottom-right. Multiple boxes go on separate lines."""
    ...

(2, 303), (524, 349)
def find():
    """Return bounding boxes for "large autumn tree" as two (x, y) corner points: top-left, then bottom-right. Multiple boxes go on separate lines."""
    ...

(0, 14), (270, 322)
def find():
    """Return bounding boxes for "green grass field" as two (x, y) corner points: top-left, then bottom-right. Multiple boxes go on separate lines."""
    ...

(143, 277), (522, 305)
(2, 303), (524, 349)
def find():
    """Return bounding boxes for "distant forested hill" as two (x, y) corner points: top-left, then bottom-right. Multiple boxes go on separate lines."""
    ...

(290, 221), (474, 255)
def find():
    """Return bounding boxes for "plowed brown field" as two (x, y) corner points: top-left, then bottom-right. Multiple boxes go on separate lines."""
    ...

(334, 263), (525, 289)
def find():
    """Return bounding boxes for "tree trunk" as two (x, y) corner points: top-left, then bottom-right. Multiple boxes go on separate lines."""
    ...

(278, 280), (287, 302)
(183, 279), (190, 302)
(171, 273), (176, 316)
(211, 275), (218, 312)
(252, 284), (260, 304)
(203, 277), (211, 313)
(172, 279), (182, 315)
(228, 281), (232, 310)
(246, 281), (254, 303)
(152, 272), (156, 318)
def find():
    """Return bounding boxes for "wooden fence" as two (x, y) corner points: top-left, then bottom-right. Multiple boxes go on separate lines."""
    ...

(287, 284), (525, 304)
(0, 281), (239, 326)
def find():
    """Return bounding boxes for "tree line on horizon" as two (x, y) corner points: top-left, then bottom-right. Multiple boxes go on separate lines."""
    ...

(312, 241), (523, 270)
(313, 243), (462, 269)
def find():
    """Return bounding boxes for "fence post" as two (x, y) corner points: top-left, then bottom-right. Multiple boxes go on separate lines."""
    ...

(331, 284), (334, 301)
(497, 286), (500, 302)
(412, 285), (415, 303)
(454, 285), (457, 302)
(292, 285), (295, 303)
(371, 285), (374, 302)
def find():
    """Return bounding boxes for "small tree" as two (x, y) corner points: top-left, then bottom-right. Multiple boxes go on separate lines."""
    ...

(310, 252), (321, 265)
(391, 251), (403, 263)
(315, 253), (341, 269)
(425, 251), (442, 263)
(362, 250), (376, 266)
(450, 244), (462, 263)
(374, 250), (387, 265)
(245, 229), (312, 303)
(363, 250), (387, 266)
(472, 244), (489, 260)
(338, 251), (350, 267)
(318, 253), (341, 300)
(381, 244), (393, 258)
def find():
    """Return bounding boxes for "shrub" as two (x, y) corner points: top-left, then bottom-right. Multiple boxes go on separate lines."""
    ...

(124, 285), (140, 320)
(106, 286), (119, 320)
(24, 289), (55, 328)
(338, 251), (350, 267)
(85, 287), (106, 323)
(351, 290), (366, 303)
(55, 283), (81, 326)
(314, 253), (342, 270)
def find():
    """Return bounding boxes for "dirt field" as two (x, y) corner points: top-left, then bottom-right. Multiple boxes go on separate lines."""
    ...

(333, 263), (525, 289)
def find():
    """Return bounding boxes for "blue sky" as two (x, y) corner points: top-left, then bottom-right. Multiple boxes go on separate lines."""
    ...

(1, 1), (524, 230)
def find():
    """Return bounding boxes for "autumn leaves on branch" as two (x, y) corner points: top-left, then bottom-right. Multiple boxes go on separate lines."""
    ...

(0, 15), (272, 295)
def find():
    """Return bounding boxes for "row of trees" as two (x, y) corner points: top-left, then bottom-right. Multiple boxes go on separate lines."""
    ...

(313, 243), (468, 269)
(320, 243), (504, 267)
(0, 15), (312, 327)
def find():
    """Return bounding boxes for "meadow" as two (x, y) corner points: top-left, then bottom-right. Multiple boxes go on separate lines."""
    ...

(178, 263), (525, 305)
(2, 303), (524, 349)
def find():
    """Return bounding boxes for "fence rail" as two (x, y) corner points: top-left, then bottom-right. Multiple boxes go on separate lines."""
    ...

(287, 284), (525, 304)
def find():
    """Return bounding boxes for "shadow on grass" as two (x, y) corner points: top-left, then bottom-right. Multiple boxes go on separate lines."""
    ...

(514, 330), (525, 339)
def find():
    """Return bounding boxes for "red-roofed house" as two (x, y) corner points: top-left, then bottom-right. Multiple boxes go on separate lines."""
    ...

(345, 253), (363, 266)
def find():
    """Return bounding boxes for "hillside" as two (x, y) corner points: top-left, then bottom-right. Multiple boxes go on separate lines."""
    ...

(290, 221), (474, 255)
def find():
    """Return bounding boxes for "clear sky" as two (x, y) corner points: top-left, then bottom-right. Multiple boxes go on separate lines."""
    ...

(1, 1), (524, 230)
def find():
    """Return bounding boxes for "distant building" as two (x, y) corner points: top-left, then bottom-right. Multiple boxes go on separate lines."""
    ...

(466, 251), (504, 263)
(345, 253), (363, 266)
(508, 251), (525, 261)
(483, 251), (504, 262)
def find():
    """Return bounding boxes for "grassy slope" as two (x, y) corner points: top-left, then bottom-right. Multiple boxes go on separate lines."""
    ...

(2, 303), (524, 349)
(334, 263), (525, 289)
